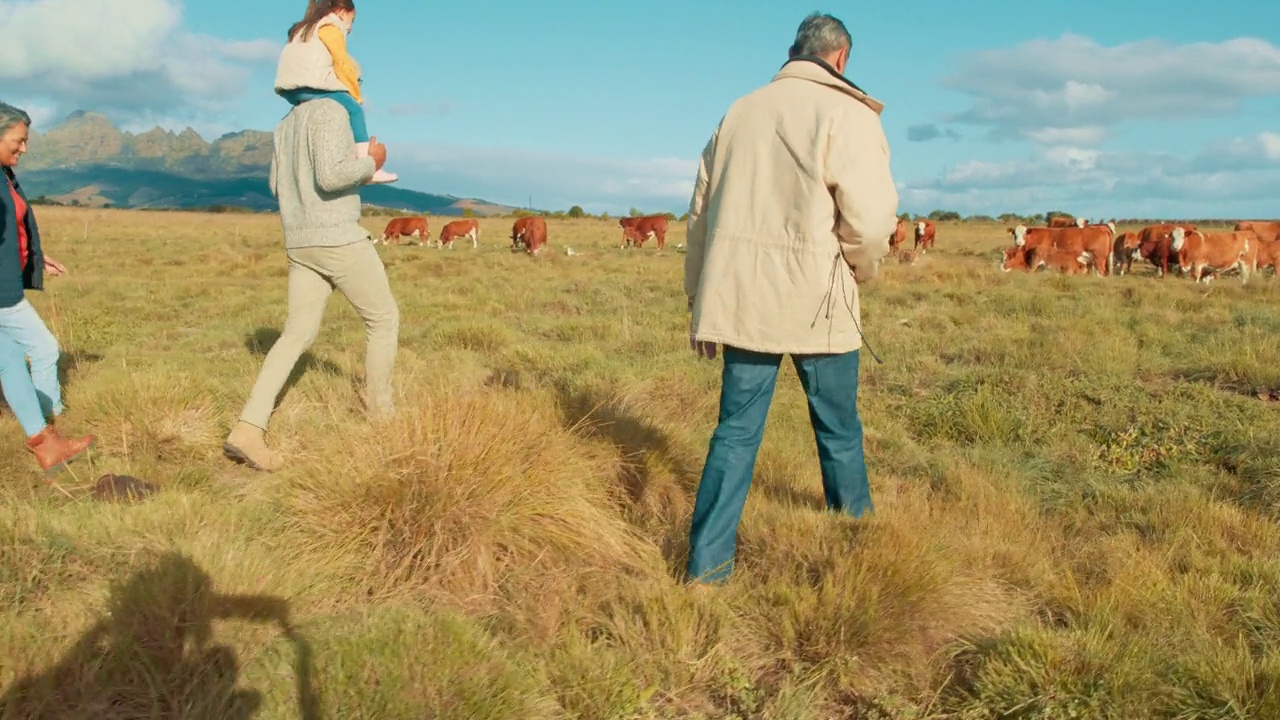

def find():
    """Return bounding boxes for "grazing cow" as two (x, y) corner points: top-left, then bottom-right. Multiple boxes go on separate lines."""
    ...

(437, 218), (480, 249)
(1255, 239), (1280, 275)
(1113, 231), (1139, 275)
(999, 243), (1090, 275)
(1128, 223), (1197, 278)
(510, 217), (530, 250)
(1235, 221), (1280, 243)
(1028, 246), (1093, 275)
(1048, 216), (1076, 228)
(618, 215), (669, 250)
(1007, 224), (1113, 276)
(511, 216), (548, 255)
(999, 237), (1060, 273)
(621, 223), (653, 248)
(1171, 227), (1256, 285)
(914, 219), (936, 252)
(999, 244), (1033, 272)
(379, 216), (429, 246)
(889, 218), (908, 256)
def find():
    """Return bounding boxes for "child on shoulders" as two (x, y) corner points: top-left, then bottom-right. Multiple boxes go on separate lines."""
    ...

(274, 0), (397, 184)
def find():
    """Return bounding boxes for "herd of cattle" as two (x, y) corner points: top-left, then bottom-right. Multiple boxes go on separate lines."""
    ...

(891, 216), (1280, 284)
(372, 214), (671, 254)
(372, 211), (1279, 285)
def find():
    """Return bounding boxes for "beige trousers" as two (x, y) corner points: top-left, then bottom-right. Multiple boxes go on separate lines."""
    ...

(239, 239), (400, 429)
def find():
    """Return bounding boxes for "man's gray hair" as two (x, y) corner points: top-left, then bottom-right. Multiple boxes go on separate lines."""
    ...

(789, 12), (852, 58)
(0, 102), (32, 135)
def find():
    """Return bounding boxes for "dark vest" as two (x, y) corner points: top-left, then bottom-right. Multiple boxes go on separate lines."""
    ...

(0, 166), (45, 308)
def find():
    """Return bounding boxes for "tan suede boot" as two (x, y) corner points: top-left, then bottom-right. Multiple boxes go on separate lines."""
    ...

(222, 421), (284, 472)
(26, 425), (94, 475)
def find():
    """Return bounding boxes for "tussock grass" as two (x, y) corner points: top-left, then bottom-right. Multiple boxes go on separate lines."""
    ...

(1, 208), (1279, 717)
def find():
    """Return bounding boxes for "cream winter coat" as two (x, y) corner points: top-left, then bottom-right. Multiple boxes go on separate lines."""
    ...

(274, 14), (359, 95)
(684, 57), (898, 356)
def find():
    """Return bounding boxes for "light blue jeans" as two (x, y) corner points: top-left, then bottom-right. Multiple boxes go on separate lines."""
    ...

(0, 299), (61, 436)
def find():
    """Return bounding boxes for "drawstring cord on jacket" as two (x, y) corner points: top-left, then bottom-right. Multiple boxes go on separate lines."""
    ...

(811, 252), (884, 365)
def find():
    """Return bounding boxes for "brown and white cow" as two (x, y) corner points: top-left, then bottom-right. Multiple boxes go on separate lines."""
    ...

(1254, 239), (1280, 275)
(999, 244), (1033, 272)
(436, 218), (480, 249)
(1235, 221), (1280, 243)
(379, 216), (429, 246)
(1029, 246), (1094, 275)
(1006, 223), (1113, 276)
(1126, 223), (1197, 278)
(1113, 231), (1139, 275)
(619, 215), (669, 250)
(1000, 242), (1092, 275)
(914, 219), (936, 252)
(511, 216), (548, 255)
(621, 223), (652, 248)
(510, 216), (533, 250)
(890, 218), (908, 256)
(1047, 216), (1076, 228)
(1171, 227), (1257, 285)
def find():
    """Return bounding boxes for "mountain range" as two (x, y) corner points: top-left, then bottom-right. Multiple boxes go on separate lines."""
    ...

(17, 111), (517, 216)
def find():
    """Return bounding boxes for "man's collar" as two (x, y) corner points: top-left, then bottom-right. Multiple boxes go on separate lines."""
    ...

(780, 55), (868, 93)
(773, 55), (885, 115)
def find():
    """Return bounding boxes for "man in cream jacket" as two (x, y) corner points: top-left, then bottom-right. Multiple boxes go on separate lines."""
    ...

(683, 13), (898, 585)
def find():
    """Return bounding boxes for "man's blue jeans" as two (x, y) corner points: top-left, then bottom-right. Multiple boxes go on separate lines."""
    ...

(686, 345), (873, 584)
(278, 88), (369, 143)
(0, 299), (61, 436)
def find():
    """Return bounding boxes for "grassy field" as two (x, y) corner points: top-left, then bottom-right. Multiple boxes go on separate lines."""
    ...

(2, 206), (1279, 719)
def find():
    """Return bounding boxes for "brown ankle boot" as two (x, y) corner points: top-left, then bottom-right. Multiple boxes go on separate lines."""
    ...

(26, 425), (95, 475)
(223, 421), (284, 472)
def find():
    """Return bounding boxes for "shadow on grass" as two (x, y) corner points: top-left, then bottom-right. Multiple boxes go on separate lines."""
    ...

(245, 328), (349, 410)
(57, 350), (104, 388)
(554, 382), (701, 505)
(544, 380), (705, 575)
(0, 551), (320, 720)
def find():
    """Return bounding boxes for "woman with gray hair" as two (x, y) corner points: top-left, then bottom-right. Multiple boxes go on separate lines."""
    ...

(0, 101), (94, 474)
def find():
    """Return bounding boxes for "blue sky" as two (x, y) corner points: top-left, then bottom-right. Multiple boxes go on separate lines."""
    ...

(3, 0), (1279, 218)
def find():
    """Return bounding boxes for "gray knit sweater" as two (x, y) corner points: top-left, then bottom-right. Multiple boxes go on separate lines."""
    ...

(269, 98), (376, 249)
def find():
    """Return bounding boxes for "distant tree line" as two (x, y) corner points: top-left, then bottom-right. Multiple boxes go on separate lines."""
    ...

(505, 207), (687, 222)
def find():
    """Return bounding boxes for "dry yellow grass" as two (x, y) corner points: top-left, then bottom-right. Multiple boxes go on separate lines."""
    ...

(1, 206), (1279, 718)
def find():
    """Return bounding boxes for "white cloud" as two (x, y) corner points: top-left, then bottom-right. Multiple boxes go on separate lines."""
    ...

(8, 98), (60, 129)
(1263, 132), (1280, 161)
(394, 144), (696, 214)
(1042, 146), (1100, 170)
(1024, 126), (1107, 146)
(933, 34), (1280, 143)
(0, 0), (276, 122)
(901, 132), (1280, 219)
(1192, 131), (1280, 171)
